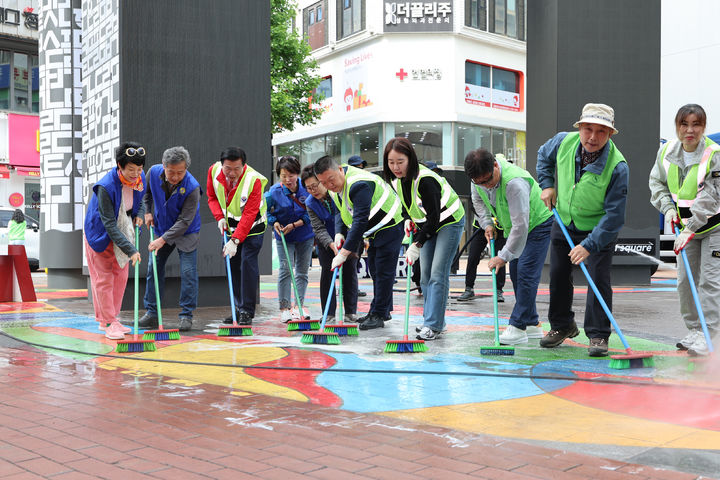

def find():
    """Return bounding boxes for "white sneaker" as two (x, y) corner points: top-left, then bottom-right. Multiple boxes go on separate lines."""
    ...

(344, 313), (358, 323)
(526, 323), (544, 339)
(324, 315), (336, 324)
(416, 326), (441, 341)
(688, 335), (710, 356)
(104, 322), (126, 340)
(291, 307), (310, 320)
(499, 325), (528, 345)
(677, 330), (701, 350)
(280, 310), (293, 323)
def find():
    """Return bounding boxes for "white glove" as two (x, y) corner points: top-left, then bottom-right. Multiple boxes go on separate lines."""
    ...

(223, 239), (238, 258)
(217, 218), (227, 233)
(404, 219), (415, 236)
(331, 250), (349, 270)
(673, 230), (695, 254)
(665, 209), (679, 227)
(334, 233), (345, 249)
(405, 242), (421, 265)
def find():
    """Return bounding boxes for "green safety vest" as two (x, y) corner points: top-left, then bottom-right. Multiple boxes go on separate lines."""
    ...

(8, 220), (26, 242)
(475, 158), (551, 238)
(392, 165), (464, 232)
(556, 132), (626, 231)
(330, 165), (403, 237)
(661, 137), (720, 234)
(211, 162), (268, 237)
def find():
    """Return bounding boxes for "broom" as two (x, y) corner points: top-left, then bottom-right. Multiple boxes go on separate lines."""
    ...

(301, 267), (341, 345)
(281, 231), (319, 331)
(480, 238), (515, 355)
(385, 232), (427, 353)
(672, 224), (713, 370)
(117, 225), (156, 353)
(324, 264), (359, 336)
(552, 208), (653, 369)
(218, 231), (253, 337)
(143, 226), (180, 341)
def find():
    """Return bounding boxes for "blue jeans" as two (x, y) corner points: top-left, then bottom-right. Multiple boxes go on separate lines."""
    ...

(419, 217), (464, 332)
(508, 217), (553, 329)
(143, 244), (198, 318)
(316, 242), (358, 317)
(276, 237), (314, 309)
(229, 233), (263, 317)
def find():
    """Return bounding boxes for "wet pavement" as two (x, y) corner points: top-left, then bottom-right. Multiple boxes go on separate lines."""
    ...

(0, 260), (718, 479)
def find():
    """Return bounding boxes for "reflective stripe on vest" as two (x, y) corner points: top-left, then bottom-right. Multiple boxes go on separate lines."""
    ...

(211, 162), (268, 235)
(391, 165), (464, 231)
(332, 165), (403, 237)
(661, 138), (720, 233)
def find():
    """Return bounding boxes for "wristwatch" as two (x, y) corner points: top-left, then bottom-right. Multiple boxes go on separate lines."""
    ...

(231, 237), (240, 245)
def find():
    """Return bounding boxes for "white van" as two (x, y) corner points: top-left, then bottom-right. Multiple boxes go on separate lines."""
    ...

(0, 207), (40, 271)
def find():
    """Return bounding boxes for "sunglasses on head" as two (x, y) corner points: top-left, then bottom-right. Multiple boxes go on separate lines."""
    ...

(126, 147), (146, 157)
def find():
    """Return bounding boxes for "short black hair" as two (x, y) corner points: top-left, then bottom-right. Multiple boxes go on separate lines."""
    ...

(275, 155), (301, 176)
(300, 164), (316, 187)
(464, 148), (495, 179)
(314, 155), (338, 175)
(382, 137), (419, 182)
(12, 209), (24, 223)
(115, 141), (146, 168)
(220, 147), (246, 165)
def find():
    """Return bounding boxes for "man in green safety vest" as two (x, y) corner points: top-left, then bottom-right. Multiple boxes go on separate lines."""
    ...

(314, 155), (404, 330)
(536, 103), (629, 357)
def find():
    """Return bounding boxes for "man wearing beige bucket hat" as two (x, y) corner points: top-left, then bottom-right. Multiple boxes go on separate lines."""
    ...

(535, 103), (629, 357)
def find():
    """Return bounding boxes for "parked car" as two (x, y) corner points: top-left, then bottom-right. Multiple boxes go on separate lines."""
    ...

(0, 207), (40, 271)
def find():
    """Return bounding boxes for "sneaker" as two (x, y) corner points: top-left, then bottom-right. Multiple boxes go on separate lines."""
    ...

(357, 290), (367, 297)
(324, 315), (336, 325)
(688, 335), (710, 356)
(357, 313), (371, 324)
(359, 314), (385, 330)
(499, 325), (528, 345)
(416, 326), (441, 341)
(236, 312), (252, 326)
(344, 313), (359, 323)
(104, 322), (126, 340)
(526, 323), (544, 339)
(457, 288), (475, 301)
(677, 330), (701, 350)
(280, 310), (293, 323)
(539, 323), (580, 348)
(291, 307), (310, 320)
(178, 316), (192, 332)
(588, 337), (609, 357)
(118, 323), (131, 334)
(223, 312), (242, 324)
(98, 323), (107, 331)
(138, 313), (159, 329)
(496, 291), (505, 303)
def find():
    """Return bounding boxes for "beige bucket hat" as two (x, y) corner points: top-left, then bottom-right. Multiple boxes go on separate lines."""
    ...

(573, 103), (618, 134)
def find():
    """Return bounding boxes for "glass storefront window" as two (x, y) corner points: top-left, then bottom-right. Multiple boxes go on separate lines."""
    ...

(456, 124), (491, 165)
(354, 124), (379, 167)
(455, 123), (525, 168)
(393, 123), (443, 165)
(0, 50), (10, 110)
(30, 55), (39, 113)
(491, 128), (504, 156)
(13, 53), (29, 111)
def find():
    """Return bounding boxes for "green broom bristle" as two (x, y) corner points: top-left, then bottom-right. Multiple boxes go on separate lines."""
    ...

(301, 332), (341, 344)
(287, 320), (320, 331)
(609, 356), (654, 370)
(480, 345), (515, 356)
(324, 325), (359, 336)
(385, 340), (427, 353)
(116, 339), (156, 353)
(217, 326), (253, 337)
(143, 329), (180, 341)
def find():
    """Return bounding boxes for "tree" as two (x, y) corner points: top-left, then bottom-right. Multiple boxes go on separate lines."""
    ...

(271, 0), (324, 134)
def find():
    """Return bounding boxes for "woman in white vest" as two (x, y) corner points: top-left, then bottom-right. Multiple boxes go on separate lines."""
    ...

(649, 104), (720, 356)
(383, 137), (465, 340)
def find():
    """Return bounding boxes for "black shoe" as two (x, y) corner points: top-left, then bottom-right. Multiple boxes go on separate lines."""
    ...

(359, 314), (385, 330)
(457, 288), (475, 301)
(138, 313), (159, 329)
(588, 337), (609, 357)
(357, 313), (371, 324)
(358, 290), (367, 297)
(223, 312), (242, 324)
(178, 316), (192, 332)
(236, 312), (253, 325)
(539, 323), (580, 348)
(496, 291), (505, 303)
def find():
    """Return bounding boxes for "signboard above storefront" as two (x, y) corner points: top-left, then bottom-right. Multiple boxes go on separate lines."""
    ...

(0, 1), (39, 39)
(384, 1), (453, 33)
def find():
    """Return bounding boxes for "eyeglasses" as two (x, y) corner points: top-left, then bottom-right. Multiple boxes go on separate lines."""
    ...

(471, 172), (494, 186)
(305, 182), (321, 193)
(126, 147), (146, 157)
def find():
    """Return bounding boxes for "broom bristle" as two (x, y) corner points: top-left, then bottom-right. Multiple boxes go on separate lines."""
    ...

(609, 356), (654, 370)
(143, 329), (180, 341)
(324, 324), (359, 336)
(287, 320), (320, 331)
(116, 339), (156, 353)
(385, 340), (427, 353)
(480, 346), (515, 356)
(217, 326), (253, 337)
(301, 332), (341, 344)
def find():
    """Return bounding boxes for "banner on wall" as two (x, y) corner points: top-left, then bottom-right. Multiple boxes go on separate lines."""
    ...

(8, 113), (40, 170)
(343, 51), (374, 113)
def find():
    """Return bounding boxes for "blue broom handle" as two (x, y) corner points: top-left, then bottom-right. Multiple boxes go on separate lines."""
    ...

(222, 232), (237, 325)
(551, 208), (631, 350)
(674, 229), (714, 352)
(490, 238), (500, 345)
(320, 267), (339, 331)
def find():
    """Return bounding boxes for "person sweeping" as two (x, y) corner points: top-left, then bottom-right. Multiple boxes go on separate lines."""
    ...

(382, 137), (464, 341)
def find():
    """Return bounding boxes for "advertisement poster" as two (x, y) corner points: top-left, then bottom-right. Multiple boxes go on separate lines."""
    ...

(343, 50), (374, 114)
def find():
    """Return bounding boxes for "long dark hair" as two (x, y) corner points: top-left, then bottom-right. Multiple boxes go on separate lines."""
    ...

(11, 209), (24, 223)
(382, 137), (419, 182)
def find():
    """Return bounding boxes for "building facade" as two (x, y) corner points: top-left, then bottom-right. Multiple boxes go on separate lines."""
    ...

(0, 0), (40, 221)
(272, 0), (527, 172)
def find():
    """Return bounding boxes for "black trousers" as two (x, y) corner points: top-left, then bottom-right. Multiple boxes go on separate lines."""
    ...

(548, 221), (614, 339)
(465, 226), (506, 291)
(316, 243), (358, 317)
(367, 223), (404, 317)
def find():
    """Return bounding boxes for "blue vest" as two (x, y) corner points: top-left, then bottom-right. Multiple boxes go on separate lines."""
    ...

(147, 164), (202, 237)
(84, 168), (146, 253)
(266, 182), (314, 242)
(305, 194), (336, 238)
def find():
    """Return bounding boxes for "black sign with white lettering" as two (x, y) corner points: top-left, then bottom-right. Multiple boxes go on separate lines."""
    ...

(614, 238), (656, 256)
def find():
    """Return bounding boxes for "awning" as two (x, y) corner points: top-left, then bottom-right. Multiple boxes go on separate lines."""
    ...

(0, 165), (9, 180)
(15, 166), (40, 177)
